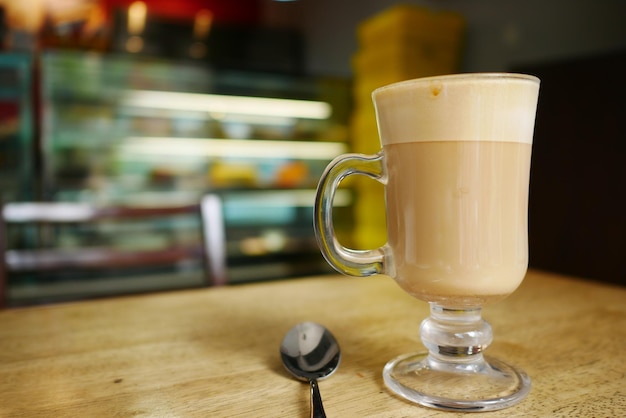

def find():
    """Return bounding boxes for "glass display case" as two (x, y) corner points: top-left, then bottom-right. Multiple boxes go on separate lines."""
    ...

(39, 50), (353, 285)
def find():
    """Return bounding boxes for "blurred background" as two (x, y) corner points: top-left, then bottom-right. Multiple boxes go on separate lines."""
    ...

(1, 0), (625, 304)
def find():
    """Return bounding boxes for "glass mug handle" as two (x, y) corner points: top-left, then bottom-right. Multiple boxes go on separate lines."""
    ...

(314, 152), (388, 277)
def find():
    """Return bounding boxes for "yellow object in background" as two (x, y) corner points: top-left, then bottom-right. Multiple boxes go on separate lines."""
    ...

(209, 161), (258, 188)
(356, 5), (465, 50)
(350, 5), (466, 249)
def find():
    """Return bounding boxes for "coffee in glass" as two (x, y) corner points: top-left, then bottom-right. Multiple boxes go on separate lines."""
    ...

(314, 73), (540, 411)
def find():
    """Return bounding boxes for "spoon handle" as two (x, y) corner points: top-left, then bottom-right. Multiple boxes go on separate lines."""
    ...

(309, 379), (326, 418)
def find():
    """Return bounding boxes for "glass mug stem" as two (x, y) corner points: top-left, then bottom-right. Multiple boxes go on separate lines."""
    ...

(314, 152), (388, 277)
(421, 305), (492, 360)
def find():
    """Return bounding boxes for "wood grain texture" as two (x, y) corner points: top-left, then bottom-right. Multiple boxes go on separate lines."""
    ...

(0, 269), (625, 417)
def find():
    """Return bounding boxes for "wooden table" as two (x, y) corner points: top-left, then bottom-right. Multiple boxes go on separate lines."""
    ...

(1, 269), (625, 417)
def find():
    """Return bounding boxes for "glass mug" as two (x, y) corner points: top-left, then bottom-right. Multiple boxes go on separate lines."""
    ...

(314, 73), (540, 411)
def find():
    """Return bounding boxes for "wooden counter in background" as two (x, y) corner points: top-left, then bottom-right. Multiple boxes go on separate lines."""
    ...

(0, 269), (624, 417)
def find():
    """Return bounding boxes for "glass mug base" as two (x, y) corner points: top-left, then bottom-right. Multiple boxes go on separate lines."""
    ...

(383, 352), (531, 412)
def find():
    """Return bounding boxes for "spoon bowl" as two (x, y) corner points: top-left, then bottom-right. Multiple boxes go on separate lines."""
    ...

(280, 322), (341, 418)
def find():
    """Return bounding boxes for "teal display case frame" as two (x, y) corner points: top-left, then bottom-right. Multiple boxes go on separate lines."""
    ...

(0, 52), (34, 202)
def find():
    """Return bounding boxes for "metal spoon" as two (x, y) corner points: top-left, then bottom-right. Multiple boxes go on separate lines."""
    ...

(280, 322), (341, 418)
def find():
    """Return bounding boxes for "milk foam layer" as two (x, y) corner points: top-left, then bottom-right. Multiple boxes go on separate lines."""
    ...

(373, 73), (540, 145)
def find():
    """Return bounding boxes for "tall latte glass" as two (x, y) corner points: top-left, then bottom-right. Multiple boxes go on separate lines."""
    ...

(314, 73), (540, 411)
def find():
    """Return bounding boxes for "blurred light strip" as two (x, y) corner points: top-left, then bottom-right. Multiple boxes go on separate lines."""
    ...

(120, 137), (347, 160)
(122, 90), (332, 120)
